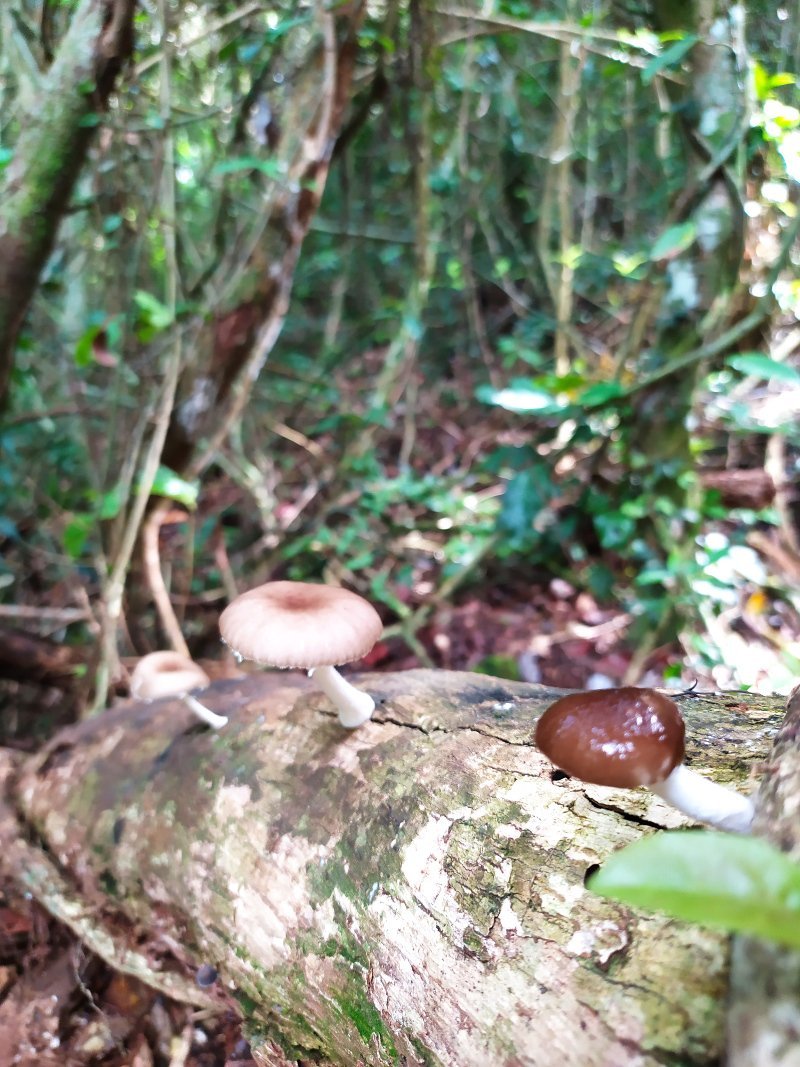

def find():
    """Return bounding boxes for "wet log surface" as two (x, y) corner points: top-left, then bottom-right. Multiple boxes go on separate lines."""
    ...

(0, 670), (787, 1066)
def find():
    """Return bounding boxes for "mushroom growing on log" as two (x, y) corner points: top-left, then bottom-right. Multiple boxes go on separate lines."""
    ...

(535, 687), (755, 832)
(0, 671), (791, 1066)
(130, 651), (228, 730)
(220, 581), (382, 728)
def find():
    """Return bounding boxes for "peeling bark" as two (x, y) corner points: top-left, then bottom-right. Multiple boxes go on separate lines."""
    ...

(0, 670), (788, 1066)
(0, 0), (136, 408)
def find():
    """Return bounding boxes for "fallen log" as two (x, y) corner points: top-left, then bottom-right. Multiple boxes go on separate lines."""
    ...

(0, 670), (789, 1065)
(0, 625), (85, 689)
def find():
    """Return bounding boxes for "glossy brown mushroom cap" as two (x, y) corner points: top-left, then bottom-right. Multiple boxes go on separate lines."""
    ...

(219, 581), (382, 669)
(534, 687), (685, 788)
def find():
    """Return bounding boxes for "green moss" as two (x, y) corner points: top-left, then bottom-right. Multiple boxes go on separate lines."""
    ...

(236, 990), (260, 1017)
(337, 992), (395, 1053)
(227, 917), (398, 1064)
(409, 1035), (443, 1067)
(99, 870), (119, 898)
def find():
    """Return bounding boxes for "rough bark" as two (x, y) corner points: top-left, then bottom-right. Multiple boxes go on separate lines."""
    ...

(0, 0), (136, 408)
(727, 684), (800, 1067)
(0, 670), (788, 1066)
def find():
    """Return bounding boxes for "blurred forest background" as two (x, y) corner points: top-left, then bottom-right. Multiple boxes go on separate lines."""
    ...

(1, 0), (799, 727)
(0, 1), (799, 1063)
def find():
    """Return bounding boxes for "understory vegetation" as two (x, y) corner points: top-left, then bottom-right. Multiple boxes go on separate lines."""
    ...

(1, 0), (798, 732)
(0, 4), (799, 1064)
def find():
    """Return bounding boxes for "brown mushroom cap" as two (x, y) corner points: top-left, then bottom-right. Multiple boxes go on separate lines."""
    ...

(534, 687), (685, 788)
(218, 581), (382, 669)
(130, 651), (210, 700)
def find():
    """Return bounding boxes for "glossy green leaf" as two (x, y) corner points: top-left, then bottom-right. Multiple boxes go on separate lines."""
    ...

(727, 353), (800, 384)
(74, 325), (100, 367)
(149, 465), (199, 509)
(589, 831), (800, 948)
(641, 35), (698, 84)
(649, 221), (697, 261)
(476, 380), (565, 415)
(133, 290), (173, 331)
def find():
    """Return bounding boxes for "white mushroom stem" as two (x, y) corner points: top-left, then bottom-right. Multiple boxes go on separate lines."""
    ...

(650, 764), (755, 833)
(309, 665), (374, 728)
(182, 693), (228, 730)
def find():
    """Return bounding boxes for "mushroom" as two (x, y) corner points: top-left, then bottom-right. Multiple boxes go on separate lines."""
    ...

(130, 651), (228, 730)
(219, 581), (382, 728)
(534, 686), (754, 833)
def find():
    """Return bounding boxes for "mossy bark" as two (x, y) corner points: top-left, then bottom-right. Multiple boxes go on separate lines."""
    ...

(0, 0), (135, 407)
(0, 670), (789, 1066)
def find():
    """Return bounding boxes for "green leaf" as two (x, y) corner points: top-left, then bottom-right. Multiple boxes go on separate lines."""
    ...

(649, 221), (697, 261)
(579, 381), (626, 407)
(589, 831), (800, 949)
(641, 35), (698, 84)
(149, 465), (199, 509)
(265, 13), (311, 42)
(0, 147), (13, 172)
(74, 325), (101, 368)
(498, 465), (554, 540)
(594, 511), (636, 550)
(64, 515), (92, 559)
(133, 290), (173, 331)
(476, 380), (565, 415)
(98, 485), (123, 520)
(727, 353), (800, 384)
(212, 157), (284, 179)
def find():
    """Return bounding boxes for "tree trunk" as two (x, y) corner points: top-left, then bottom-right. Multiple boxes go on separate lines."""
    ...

(0, 0), (136, 408)
(728, 685), (800, 1067)
(632, 0), (750, 494)
(1, 670), (791, 1066)
(160, 4), (365, 481)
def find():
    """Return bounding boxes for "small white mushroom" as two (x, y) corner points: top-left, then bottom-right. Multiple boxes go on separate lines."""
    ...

(219, 581), (382, 728)
(130, 651), (228, 729)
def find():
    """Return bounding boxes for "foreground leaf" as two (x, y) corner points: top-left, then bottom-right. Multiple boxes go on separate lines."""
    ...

(727, 353), (800, 384)
(588, 830), (800, 948)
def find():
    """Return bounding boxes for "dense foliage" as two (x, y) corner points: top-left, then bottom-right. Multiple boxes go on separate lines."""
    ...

(1, 0), (798, 712)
